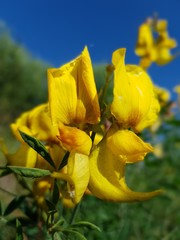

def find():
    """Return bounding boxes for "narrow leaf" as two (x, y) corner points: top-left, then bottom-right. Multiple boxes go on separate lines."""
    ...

(16, 219), (23, 240)
(4, 196), (26, 216)
(0, 201), (2, 216)
(7, 166), (51, 178)
(58, 151), (69, 170)
(45, 199), (57, 211)
(19, 131), (56, 168)
(71, 221), (101, 232)
(52, 179), (59, 205)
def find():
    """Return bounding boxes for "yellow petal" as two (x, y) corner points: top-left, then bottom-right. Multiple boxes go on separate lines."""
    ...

(52, 151), (89, 204)
(111, 48), (160, 132)
(174, 85), (180, 94)
(135, 22), (155, 58)
(10, 103), (58, 143)
(58, 123), (92, 155)
(107, 127), (153, 163)
(89, 136), (162, 202)
(6, 144), (37, 168)
(48, 46), (100, 126)
(154, 85), (170, 107)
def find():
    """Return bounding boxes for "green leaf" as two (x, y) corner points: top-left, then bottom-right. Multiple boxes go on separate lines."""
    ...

(62, 229), (87, 240)
(71, 221), (101, 232)
(0, 201), (2, 216)
(4, 196), (26, 216)
(52, 179), (59, 205)
(0, 168), (11, 177)
(19, 131), (56, 169)
(16, 219), (23, 240)
(7, 166), (51, 178)
(45, 199), (57, 212)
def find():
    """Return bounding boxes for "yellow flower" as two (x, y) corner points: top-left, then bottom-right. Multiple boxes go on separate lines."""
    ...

(4, 104), (64, 169)
(154, 85), (170, 107)
(47, 47), (100, 203)
(33, 177), (53, 210)
(111, 48), (160, 132)
(155, 19), (178, 65)
(48, 46), (100, 126)
(11, 103), (59, 144)
(174, 84), (180, 107)
(135, 18), (178, 68)
(174, 85), (180, 94)
(52, 150), (89, 204)
(89, 127), (162, 202)
(135, 20), (157, 69)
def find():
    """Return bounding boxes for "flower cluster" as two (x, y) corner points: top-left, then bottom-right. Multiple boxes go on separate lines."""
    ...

(135, 17), (178, 69)
(3, 46), (163, 207)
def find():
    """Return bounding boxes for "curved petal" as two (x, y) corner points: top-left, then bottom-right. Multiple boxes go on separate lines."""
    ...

(48, 46), (100, 126)
(106, 127), (153, 163)
(58, 123), (92, 155)
(52, 151), (89, 204)
(111, 48), (160, 132)
(89, 136), (162, 202)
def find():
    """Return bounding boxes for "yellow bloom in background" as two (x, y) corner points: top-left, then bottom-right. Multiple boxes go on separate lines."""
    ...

(155, 19), (177, 65)
(174, 84), (180, 107)
(135, 17), (178, 69)
(135, 19), (157, 69)
(111, 48), (160, 132)
(174, 85), (180, 94)
(48, 46), (100, 126)
(89, 129), (162, 202)
(154, 85), (170, 107)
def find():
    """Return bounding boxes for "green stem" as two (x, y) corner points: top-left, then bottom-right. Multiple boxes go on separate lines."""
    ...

(99, 70), (112, 109)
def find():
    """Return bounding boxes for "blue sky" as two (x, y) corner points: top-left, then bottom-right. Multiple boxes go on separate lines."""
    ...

(0, 0), (180, 98)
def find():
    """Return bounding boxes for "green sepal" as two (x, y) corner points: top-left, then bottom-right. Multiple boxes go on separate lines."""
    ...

(7, 166), (51, 178)
(19, 130), (56, 169)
